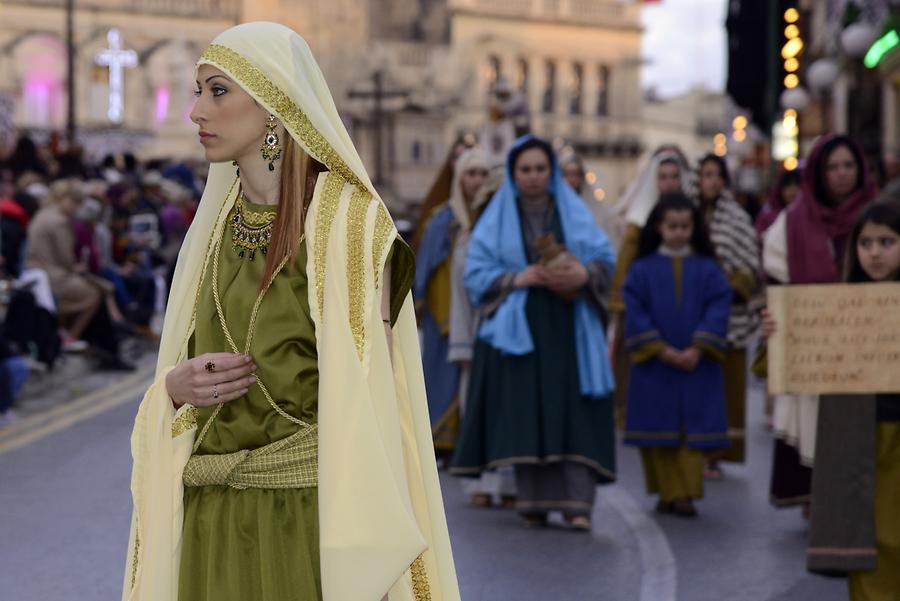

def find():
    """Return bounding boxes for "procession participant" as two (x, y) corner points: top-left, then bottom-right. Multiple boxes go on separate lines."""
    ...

(695, 154), (761, 478)
(624, 193), (731, 517)
(122, 22), (460, 601)
(452, 136), (616, 531)
(415, 148), (490, 454)
(762, 134), (877, 510)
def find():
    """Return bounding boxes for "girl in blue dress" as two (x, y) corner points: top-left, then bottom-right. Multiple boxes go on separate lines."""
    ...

(623, 193), (732, 517)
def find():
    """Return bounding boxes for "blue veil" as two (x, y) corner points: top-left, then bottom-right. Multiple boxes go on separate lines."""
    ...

(463, 135), (616, 398)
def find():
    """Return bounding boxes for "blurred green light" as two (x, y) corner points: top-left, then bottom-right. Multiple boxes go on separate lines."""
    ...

(864, 30), (899, 69)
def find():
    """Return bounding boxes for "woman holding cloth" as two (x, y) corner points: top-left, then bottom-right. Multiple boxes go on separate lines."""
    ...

(121, 22), (459, 601)
(451, 135), (617, 531)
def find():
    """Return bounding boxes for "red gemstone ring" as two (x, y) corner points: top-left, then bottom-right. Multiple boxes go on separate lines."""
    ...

(205, 361), (216, 373)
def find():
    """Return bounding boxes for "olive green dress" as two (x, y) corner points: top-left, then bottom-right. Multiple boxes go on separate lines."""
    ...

(177, 198), (412, 601)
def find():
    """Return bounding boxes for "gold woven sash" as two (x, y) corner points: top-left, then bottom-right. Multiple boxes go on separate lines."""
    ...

(183, 424), (318, 489)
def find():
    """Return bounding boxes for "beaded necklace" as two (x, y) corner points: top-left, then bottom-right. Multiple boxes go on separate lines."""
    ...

(231, 192), (277, 260)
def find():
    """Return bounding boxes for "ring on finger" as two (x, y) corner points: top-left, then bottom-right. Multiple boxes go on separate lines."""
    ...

(213, 383), (219, 400)
(205, 361), (216, 373)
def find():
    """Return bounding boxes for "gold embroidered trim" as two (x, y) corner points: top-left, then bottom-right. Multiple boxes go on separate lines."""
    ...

(199, 45), (363, 188)
(410, 555), (432, 601)
(171, 406), (198, 438)
(315, 172), (345, 321)
(373, 203), (394, 290)
(347, 188), (372, 359)
(177, 177), (239, 364)
(237, 194), (277, 224)
(693, 330), (727, 347)
(183, 424), (318, 489)
(130, 530), (140, 589)
(624, 330), (660, 348)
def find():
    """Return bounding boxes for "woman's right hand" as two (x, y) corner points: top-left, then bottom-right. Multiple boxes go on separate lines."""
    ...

(166, 352), (257, 409)
(513, 265), (548, 288)
(759, 308), (777, 339)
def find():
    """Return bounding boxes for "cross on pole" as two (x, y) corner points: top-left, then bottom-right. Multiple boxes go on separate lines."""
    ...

(95, 29), (138, 124)
(348, 70), (409, 186)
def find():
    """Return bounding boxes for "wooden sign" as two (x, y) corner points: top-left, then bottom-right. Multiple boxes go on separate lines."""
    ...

(768, 283), (900, 395)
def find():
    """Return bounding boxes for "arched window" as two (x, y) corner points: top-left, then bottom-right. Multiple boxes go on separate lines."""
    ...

(14, 34), (66, 129)
(485, 54), (502, 87)
(597, 65), (611, 116)
(542, 60), (556, 113)
(516, 57), (529, 92)
(570, 62), (584, 115)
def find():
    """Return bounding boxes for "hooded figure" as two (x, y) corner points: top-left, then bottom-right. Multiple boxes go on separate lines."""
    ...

(122, 22), (460, 601)
(762, 134), (877, 509)
(451, 135), (616, 530)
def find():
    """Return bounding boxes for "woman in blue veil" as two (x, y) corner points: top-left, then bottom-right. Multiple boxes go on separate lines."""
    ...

(451, 136), (617, 530)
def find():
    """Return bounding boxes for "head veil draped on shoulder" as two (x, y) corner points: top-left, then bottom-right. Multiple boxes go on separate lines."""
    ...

(123, 22), (459, 601)
(463, 135), (616, 399)
(613, 146), (692, 228)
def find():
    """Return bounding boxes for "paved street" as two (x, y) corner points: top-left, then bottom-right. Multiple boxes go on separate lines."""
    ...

(0, 369), (848, 601)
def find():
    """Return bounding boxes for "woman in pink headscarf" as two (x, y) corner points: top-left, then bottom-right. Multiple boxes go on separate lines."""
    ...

(756, 168), (802, 239)
(761, 134), (878, 511)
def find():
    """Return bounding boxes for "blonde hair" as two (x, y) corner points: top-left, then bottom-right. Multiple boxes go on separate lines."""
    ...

(47, 178), (84, 208)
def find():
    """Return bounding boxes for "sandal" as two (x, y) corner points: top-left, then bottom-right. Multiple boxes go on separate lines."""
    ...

(470, 494), (492, 508)
(703, 460), (723, 481)
(655, 499), (675, 514)
(672, 498), (698, 518)
(521, 514), (548, 529)
(564, 515), (592, 532)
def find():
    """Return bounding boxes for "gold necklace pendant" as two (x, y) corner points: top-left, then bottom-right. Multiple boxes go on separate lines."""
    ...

(231, 193), (277, 260)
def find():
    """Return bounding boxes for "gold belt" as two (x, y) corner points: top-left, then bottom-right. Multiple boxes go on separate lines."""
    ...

(183, 424), (318, 490)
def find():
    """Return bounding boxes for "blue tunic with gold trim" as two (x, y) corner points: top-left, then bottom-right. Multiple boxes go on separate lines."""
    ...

(622, 253), (731, 449)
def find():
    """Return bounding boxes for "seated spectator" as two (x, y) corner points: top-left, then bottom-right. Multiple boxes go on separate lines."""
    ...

(1, 190), (64, 366)
(0, 329), (29, 428)
(26, 179), (133, 371)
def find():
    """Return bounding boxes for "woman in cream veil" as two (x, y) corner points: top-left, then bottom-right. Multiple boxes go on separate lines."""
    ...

(122, 22), (460, 601)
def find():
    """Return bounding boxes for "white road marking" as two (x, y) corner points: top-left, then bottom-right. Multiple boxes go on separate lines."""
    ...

(604, 486), (678, 601)
(0, 364), (154, 455)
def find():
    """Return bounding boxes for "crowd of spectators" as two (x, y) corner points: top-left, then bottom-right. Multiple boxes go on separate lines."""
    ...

(0, 133), (205, 427)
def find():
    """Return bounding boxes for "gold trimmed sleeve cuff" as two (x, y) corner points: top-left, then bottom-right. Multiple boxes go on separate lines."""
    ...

(629, 340), (667, 364)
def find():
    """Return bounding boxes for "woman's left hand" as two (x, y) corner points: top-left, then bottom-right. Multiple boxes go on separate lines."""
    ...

(543, 255), (588, 297)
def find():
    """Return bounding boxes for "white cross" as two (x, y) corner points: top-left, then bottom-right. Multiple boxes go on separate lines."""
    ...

(95, 29), (138, 124)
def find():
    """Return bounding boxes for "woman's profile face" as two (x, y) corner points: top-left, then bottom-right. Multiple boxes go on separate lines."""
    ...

(190, 65), (271, 163)
(513, 148), (552, 197)
(823, 144), (859, 203)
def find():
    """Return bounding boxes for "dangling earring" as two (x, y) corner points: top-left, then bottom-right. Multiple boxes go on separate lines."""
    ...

(232, 160), (240, 177)
(260, 114), (282, 172)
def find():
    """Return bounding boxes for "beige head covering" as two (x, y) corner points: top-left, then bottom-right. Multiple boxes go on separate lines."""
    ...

(124, 22), (459, 601)
(614, 146), (691, 227)
(447, 147), (490, 233)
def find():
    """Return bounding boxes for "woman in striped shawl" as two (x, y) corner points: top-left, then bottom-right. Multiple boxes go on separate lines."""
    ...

(696, 154), (761, 478)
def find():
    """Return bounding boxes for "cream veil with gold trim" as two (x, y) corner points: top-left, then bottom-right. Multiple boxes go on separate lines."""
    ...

(122, 22), (460, 601)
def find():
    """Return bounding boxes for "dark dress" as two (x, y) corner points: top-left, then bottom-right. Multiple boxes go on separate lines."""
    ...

(451, 196), (615, 517)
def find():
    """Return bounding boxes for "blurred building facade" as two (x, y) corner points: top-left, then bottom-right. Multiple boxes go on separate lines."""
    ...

(1, 0), (648, 216)
(0, 0), (238, 159)
(263, 0), (646, 217)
